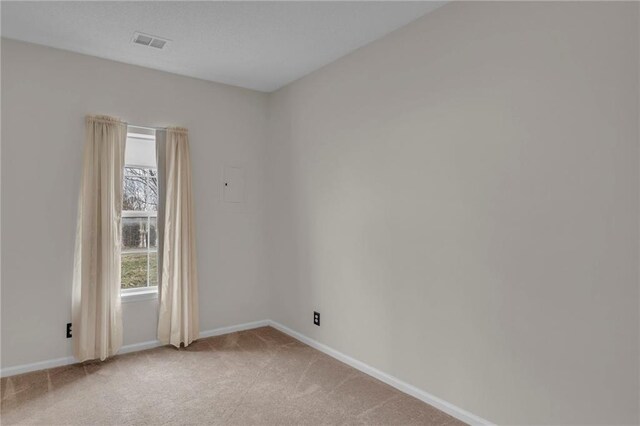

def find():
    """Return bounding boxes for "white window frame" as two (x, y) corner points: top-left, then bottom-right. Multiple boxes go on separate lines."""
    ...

(121, 161), (159, 299)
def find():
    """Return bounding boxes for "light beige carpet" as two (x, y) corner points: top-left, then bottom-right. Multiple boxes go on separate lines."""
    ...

(1, 327), (464, 425)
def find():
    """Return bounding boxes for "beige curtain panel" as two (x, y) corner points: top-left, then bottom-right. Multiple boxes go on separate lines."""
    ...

(157, 127), (199, 347)
(72, 115), (127, 362)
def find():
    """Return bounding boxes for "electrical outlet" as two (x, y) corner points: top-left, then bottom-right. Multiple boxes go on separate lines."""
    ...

(66, 323), (72, 338)
(313, 311), (320, 326)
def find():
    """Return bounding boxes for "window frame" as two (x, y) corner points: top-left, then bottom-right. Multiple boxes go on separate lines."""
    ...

(120, 209), (158, 295)
(121, 148), (159, 298)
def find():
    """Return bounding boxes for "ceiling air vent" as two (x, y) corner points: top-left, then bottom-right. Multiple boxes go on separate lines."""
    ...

(132, 32), (169, 49)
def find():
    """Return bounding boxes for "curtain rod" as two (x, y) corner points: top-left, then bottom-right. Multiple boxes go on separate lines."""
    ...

(127, 123), (189, 134)
(129, 124), (165, 131)
(129, 124), (188, 134)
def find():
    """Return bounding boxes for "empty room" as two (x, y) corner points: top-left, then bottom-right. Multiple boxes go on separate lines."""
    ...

(1, 1), (638, 425)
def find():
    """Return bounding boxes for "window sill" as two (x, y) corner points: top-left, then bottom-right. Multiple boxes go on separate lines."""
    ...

(121, 288), (158, 303)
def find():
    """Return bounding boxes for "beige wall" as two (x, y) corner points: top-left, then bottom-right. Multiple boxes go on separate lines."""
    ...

(1, 39), (269, 367)
(265, 2), (639, 424)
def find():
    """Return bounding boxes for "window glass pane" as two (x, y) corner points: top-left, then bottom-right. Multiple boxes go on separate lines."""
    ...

(127, 166), (148, 176)
(147, 171), (158, 211)
(123, 173), (147, 211)
(122, 217), (148, 251)
(121, 253), (148, 288)
(149, 217), (157, 248)
(149, 252), (158, 287)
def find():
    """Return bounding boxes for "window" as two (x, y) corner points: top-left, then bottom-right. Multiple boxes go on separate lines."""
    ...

(121, 127), (158, 293)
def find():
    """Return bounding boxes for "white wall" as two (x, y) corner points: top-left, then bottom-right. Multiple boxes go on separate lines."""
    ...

(2, 2), (639, 424)
(1, 39), (269, 367)
(265, 2), (639, 425)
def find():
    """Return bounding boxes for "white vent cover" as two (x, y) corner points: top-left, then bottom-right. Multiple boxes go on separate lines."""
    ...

(132, 32), (169, 49)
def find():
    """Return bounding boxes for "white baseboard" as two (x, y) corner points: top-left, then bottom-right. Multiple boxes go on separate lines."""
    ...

(0, 320), (270, 378)
(118, 319), (271, 356)
(199, 319), (270, 339)
(1, 318), (489, 425)
(268, 320), (492, 426)
(0, 355), (76, 378)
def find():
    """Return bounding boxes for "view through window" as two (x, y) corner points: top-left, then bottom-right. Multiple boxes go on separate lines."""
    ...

(121, 127), (158, 291)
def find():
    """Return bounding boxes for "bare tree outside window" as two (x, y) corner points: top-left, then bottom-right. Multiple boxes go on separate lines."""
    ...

(123, 167), (158, 211)
(122, 166), (158, 290)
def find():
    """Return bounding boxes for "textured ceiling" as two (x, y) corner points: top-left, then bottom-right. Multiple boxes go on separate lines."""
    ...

(1, 1), (444, 92)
